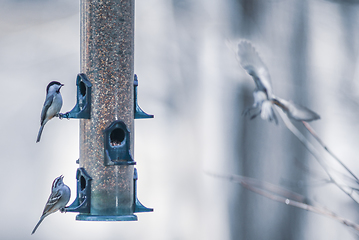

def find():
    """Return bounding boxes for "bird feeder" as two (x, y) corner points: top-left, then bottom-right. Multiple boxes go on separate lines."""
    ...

(64, 0), (153, 221)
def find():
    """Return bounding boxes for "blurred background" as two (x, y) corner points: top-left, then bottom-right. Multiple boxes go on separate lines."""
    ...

(1, 0), (359, 239)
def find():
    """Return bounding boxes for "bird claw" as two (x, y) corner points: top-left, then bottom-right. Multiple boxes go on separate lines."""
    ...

(242, 108), (250, 116)
(249, 111), (261, 120)
(243, 106), (260, 120)
(243, 106), (257, 117)
(57, 113), (69, 120)
(60, 207), (66, 213)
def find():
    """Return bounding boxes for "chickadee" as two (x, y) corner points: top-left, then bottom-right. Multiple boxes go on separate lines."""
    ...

(36, 81), (64, 142)
(237, 40), (320, 123)
(32, 175), (71, 235)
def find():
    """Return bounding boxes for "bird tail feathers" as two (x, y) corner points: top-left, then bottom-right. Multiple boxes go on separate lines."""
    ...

(261, 100), (278, 124)
(31, 216), (45, 235)
(36, 124), (45, 143)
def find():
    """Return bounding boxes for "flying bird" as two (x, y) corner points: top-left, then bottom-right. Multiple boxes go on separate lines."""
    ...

(237, 40), (320, 123)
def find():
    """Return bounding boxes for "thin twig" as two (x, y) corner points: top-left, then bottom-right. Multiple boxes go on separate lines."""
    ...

(207, 171), (359, 232)
(277, 110), (359, 204)
(293, 158), (359, 190)
(302, 121), (359, 183)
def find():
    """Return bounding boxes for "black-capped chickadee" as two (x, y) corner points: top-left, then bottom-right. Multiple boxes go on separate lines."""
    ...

(237, 40), (320, 123)
(36, 81), (64, 142)
(32, 175), (71, 234)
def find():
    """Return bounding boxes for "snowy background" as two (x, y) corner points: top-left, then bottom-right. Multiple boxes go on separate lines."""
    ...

(1, 0), (359, 239)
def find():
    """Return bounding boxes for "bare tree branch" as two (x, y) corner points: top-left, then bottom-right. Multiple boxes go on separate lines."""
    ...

(302, 121), (359, 183)
(207, 171), (359, 232)
(276, 109), (359, 204)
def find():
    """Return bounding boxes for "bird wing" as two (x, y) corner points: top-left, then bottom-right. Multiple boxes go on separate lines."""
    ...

(42, 189), (62, 216)
(272, 96), (320, 122)
(40, 95), (53, 125)
(237, 40), (273, 96)
(286, 101), (320, 122)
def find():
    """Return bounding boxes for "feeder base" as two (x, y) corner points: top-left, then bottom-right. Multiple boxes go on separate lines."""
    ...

(76, 214), (138, 221)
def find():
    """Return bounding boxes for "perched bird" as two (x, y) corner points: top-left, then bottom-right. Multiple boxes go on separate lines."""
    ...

(237, 40), (320, 123)
(32, 175), (71, 235)
(36, 81), (64, 142)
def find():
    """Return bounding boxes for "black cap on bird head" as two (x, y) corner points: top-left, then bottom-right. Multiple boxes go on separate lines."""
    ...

(46, 81), (64, 93)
